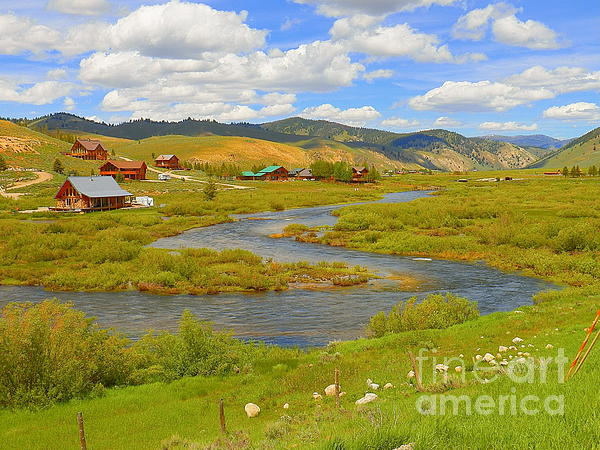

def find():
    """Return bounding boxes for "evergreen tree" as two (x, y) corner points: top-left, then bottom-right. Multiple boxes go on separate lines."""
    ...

(53, 158), (64, 174)
(562, 166), (569, 177)
(0, 155), (7, 171)
(203, 177), (217, 200)
(115, 173), (125, 183)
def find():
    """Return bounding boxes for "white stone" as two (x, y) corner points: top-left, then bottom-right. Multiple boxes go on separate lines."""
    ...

(283, 403), (289, 409)
(500, 360), (509, 366)
(523, 352), (530, 357)
(366, 378), (373, 386)
(459, 354), (464, 358)
(435, 364), (449, 372)
(312, 392), (322, 400)
(498, 346), (508, 353)
(325, 384), (337, 396)
(483, 353), (495, 363)
(355, 393), (378, 405)
(475, 354), (483, 361)
(244, 403), (260, 418)
(369, 383), (380, 390)
(455, 366), (463, 373)
(509, 345), (517, 351)
(518, 352), (523, 356)
(512, 337), (524, 344)
(546, 344), (554, 349)
(407, 370), (415, 378)
(383, 383), (394, 389)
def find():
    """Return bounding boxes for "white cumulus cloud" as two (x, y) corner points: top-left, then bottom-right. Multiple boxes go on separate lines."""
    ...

(381, 117), (420, 129)
(294, 0), (458, 17)
(433, 116), (463, 127)
(543, 102), (600, 122)
(453, 2), (562, 50)
(47, 0), (112, 16)
(0, 79), (74, 105)
(505, 66), (600, 94)
(479, 121), (538, 131)
(300, 104), (381, 126)
(0, 14), (61, 56)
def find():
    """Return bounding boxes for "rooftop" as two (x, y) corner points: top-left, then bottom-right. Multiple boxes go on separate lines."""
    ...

(258, 165), (284, 174)
(101, 160), (146, 169)
(60, 176), (132, 198)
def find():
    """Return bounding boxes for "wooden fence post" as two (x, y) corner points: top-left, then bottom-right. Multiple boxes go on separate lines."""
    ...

(334, 368), (340, 409)
(76, 412), (87, 450)
(408, 351), (425, 392)
(219, 399), (226, 434)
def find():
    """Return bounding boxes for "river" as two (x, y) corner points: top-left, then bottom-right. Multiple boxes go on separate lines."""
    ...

(0, 191), (554, 347)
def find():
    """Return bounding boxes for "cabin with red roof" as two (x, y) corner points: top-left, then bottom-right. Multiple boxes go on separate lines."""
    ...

(99, 160), (147, 180)
(66, 139), (109, 160)
(352, 166), (369, 181)
(155, 154), (180, 169)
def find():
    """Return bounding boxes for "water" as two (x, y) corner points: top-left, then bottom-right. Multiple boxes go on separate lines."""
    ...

(0, 191), (554, 347)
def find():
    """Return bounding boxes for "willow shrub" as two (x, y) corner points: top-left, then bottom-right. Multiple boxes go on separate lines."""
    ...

(368, 293), (479, 338)
(0, 300), (132, 408)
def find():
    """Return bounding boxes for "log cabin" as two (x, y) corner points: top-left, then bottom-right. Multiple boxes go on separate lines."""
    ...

(255, 165), (288, 181)
(54, 176), (133, 212)
(99, 160), (147, 180)
(352, 166), (369, 180)
(66, 139), (109, 160)
(155, 154), (180, 169)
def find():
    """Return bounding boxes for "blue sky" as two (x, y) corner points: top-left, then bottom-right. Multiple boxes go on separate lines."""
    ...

(0, 0), (598, 138)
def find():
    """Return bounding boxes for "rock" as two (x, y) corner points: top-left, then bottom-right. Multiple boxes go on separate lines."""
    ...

(407, 370), (415, 378)
(369, 383), (380, 390)
(392, 444), (416, 450)
(459, 354), (464, 358)
(496, 353), (502, 359)
(283, 403), (289, 409)
(523, 352), (530, 357)
(498, 345), (508, 353)
(355, 393), (378, 405)
(384, 383), (394, 389)
(546, 344), (554, 349)
(512, 337), (524, 344)
(244, 403), (261, 418)
(455, 366), (463, 373)
(518, 352), (523, 356)
(324, 384), (337, 396)
(475, 354), (483, 361)
(483, 353), (495, 363)
(500, 360), (509, 366)
(339, 391), (346, 397)
(366, 378), (373, 386)
(509, 346), (518, 351)
(435, 364), (449, 373)
(312, 392), (322, 401)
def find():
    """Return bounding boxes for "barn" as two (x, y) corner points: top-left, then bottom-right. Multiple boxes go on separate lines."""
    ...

(54, 176), (133, 212)
(66, 139), (109, 160)
(155, 154), (180, 169)
(352, 166), (369, 181)
(99, 160), (147, 180)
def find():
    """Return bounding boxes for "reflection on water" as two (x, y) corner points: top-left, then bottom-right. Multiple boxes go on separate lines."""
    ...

(0, 192), (555, 347)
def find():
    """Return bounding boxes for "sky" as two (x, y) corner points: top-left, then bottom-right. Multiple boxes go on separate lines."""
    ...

(0, 0), (599, 138)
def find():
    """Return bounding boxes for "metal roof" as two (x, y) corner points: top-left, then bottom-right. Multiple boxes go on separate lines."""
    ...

(66, 176), (132, 198)
(288, 168), (304, 175)
(156, 154), (176, 160)
(257, 165), (284, 174)
(298, 168), (313, 177)
(240, 171), (257, 177)
(101, 160), (146, 169)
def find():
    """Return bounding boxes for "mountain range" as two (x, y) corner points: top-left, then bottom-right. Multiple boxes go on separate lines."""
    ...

(6, 113), (596, 172)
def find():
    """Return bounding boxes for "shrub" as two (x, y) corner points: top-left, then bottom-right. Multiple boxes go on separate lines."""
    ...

(368, 293), (479, 337)
(0, 300), (132, 408)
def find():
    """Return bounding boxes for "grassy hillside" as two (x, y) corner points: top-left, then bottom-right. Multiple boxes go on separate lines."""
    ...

(110, 135), (411, 170)
(0, 120), (100, 179)
(531, 126), (600, 168)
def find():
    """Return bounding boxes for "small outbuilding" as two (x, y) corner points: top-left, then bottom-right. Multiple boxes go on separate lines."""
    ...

(155, 154), (180, 169)
(54, 176), (132, 212)
(99, 160), (147, 180)
(297, 168), (314, 180)
(352, 166), (369, 180)
(66, 139), (109, 160)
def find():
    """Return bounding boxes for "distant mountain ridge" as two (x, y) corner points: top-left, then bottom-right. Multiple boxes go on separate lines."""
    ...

(12, 113), (543, 171)
(478, 134), (573, 149)
(529, 126), (600, 169)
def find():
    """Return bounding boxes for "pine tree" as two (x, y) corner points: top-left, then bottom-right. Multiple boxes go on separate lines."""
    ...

(53, 158), (64, 174)
(203, 177), (217, 200)
(562, 166), (569, 177)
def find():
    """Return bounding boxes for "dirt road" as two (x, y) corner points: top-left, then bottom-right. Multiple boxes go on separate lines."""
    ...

(0, 171), (53, 198)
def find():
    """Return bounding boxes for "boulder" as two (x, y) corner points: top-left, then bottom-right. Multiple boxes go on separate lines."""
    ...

(483, 353), (495, 363)
(383, 383), (394, 389)
(368, 383), (380, 390)
(355, 393), (378, 405)
(244, 403), (261, 418)
(498, 346), (508, 353)
(283, 403), (289, 409)
(512, 337), (524, 344)
(407, 370), (415, 378)
(324, 384), (337, 396)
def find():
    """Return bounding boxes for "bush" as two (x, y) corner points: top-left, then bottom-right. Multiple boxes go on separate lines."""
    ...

(368, 293), (479, 337)
(0, 300), (132, 408)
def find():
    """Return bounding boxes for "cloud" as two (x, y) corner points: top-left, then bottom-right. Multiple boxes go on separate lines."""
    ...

(47, 68), (68, 80)
(433, 116), (463, 127)
(0, 14), (61, 56)
(300, 104), (381, 126)
(409, 80), (553, 112)
(63, 97), (76, 111)
(479, 121), (538, 131)
(505, 66), (600, 94)
(47, 0), (112, 16)
(0, 79), (74, 105)
(293, 0), (458, 17)
(452, 3), (561, 50)
(381, 117), (420, 129)
(363, 69), (394, 82)
(280, 18), (302, 31)
(543, 102), (600, 122)
(330, 16), (483, 63)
